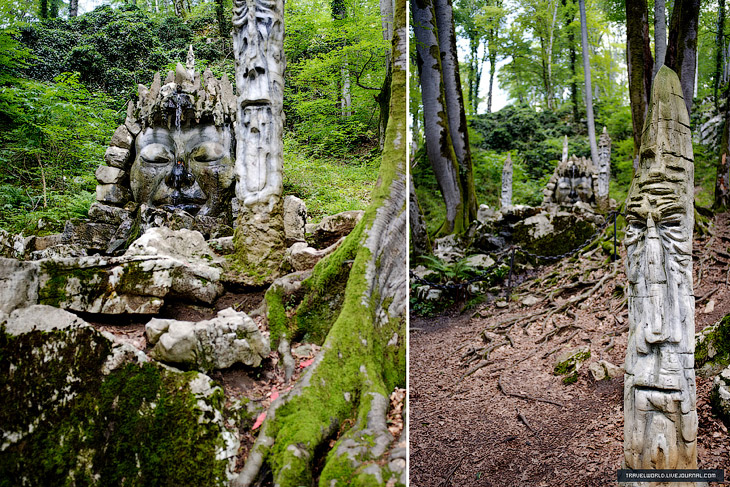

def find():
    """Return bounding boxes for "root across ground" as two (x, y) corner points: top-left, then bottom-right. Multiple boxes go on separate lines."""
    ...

(410, 213), (730, 487)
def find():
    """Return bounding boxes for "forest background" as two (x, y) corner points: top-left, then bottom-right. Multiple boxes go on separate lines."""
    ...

(0, 0), (392, 235)
(411, 0), (728, 238)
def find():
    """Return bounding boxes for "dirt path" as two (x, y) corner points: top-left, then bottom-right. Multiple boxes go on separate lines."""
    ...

(410, 213), (730, 487)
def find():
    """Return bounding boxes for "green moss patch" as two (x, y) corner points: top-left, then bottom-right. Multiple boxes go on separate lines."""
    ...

(0, 326), (231, 487)
(553, 347), (591, 385)
(696, 314), (730, 375)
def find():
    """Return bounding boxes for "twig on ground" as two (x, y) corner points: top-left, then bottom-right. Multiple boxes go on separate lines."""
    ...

(497, 373), (564, 408)
(517, 408), (535, 432)
(438, 457), (464, 487)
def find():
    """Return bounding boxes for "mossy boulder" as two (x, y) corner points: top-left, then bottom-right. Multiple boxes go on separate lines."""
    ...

(695, 314), (730, 377)
(0, 305), (239, 487)
(553, 345), (591, 385)
(710, 366), (730, 428)
(512, 209), (600, 257)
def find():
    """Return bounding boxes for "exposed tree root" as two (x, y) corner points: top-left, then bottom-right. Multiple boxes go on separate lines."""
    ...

(497, 373), (565, 408)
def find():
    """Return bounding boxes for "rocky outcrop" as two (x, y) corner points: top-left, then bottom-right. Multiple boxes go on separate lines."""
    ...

(146, 307), (270, 371)
(711, 366), (730, 427)
(696, 315), (730, 377)
(310, 210), (364, 248)
(286, 238), (344, 272)
(0, 305), (239, 486)
(0, 258), (39, 314)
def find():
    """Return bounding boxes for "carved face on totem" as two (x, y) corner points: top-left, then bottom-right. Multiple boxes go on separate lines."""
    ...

(130, 124), (235, 217)
(232, 0), (284, 207)
(554, 163), (594, 205)
(623, 66), (696, 471)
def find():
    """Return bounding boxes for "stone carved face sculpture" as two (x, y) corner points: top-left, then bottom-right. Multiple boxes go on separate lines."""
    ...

(623, 66), (696, 473)
(554, 163), (594, 205)
(130, 124), (235, 217)
(232, 0), (284, 208)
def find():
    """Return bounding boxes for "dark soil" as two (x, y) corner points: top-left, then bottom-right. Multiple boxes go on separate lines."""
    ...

(410, 213), (730, 487)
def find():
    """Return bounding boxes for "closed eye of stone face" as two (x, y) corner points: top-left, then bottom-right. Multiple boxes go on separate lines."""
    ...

(190, 142), (226, 163)
(140, 144), (174, 165)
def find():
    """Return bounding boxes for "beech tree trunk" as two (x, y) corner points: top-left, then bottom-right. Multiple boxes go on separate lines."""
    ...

(409, 172), (432, 257)
(653, 0), (667, 80)
(579, 0), (598, 167)
(231, 1), (407, 485)
(666, 0), (700, 117)
(412, 0), (477, 235)
(69, 0), (78, 17)
(625, 0), (653, 164)
(716, 0), (726, 111)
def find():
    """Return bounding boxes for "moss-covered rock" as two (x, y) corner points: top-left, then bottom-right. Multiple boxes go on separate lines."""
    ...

(512, 210), (600, 257)
(0, 305), (238, 487)
(710, 366), (730, 428)
(553, 346), (591, 385)
(695, 314), (730, 377)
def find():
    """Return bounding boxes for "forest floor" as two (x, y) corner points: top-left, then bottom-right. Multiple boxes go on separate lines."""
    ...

(410, 212), (730, 487)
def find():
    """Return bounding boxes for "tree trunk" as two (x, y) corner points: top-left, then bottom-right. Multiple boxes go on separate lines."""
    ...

(579, 0), (598, 167)
(625, 0), (653, 165)
(432, 0), (478, 223)
(563, 0), (579, 125)
(216, 0), (226, 37)
(40, 0), (48, 18)
(412, 0), (471, 235)
(69, 0), (78, 17)
(341, 58), (352, 117)
(487, 48), (496, 113)
(377, 0), (394, 149)
(49, 0), (59, 18)
(231, 1), (407, 485)
(409, 172), (432, 256)
(666, 0), (700, 117)
(716, 0), (726, 111)
(653, 0), (667, 80)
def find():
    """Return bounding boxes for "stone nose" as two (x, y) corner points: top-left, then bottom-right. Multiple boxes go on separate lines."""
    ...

(165, 159), (195, 189)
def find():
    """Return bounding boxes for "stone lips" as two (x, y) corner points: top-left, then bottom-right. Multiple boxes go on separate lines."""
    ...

(623, 66), (697, 479)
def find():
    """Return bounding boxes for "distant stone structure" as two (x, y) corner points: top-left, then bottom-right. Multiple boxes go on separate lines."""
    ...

(597, 126), (612, 210)
(75, 46), (238, 250)
(623, 66), (697, 482)
(501, 153), (512, 209)
(562, 135), (569, 165)
(542, 155), (598, 207)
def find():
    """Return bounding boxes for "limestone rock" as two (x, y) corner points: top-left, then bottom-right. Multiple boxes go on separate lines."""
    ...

(501, 153), (513, 209)
(511, 207), (602, 258)
(588, 359), (624, 380)
(104, 145), (131, 169)
(231, 201), (287, 286)
(96, 183), (131, 205)
(283, 195), (307, 244)
(553, 345), (591, 384)
(95, 165), (127, 185)
(4, 304), (85, 335)
(696, 315), (730, 377)
(32, 233), (63, 252)
(432, 234), (465, 263)
(109, 124), (133, 149)
(711, 366), (730, 427)
(126, 226), (220, 264)
(464, 254), (495, 269)
(30, 244), (88, 260)
(285, 238), (344, 272)
(521, 294), (540, 306)
(62, 220), (120, 251)
(139, 205), (233, 240)
(87, 202), (132, 226)
(0, 229), (27, 259)
(0, 258), (39, 314)
(476, 204), (497, 223)
(146, 307), (270, 371)
(208, 236), (235, 255)
(311, 210), (364, 248)
(1, 314), (239, 484)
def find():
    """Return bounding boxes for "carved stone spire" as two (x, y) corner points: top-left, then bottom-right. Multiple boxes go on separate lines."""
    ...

(597, 126), (611, 210)
(562, 135), (569, 165)
(501, 153), (512, 209)
(623, 66), (697, 485)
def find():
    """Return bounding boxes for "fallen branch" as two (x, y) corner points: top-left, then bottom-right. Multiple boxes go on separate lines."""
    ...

(497, 374), (564, 408)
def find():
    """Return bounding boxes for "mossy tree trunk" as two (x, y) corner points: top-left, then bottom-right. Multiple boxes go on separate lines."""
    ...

(232, 1), (407, 485)
(625, 0), (653, 167)
(412, 0), (476, 236)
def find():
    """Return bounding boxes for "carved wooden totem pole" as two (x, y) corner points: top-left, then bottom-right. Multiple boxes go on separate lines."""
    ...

(231, 0), (286, 284)
(597, 126), (612, 211)
(623, 66), (697, 485)
(501, 153), (512, 209)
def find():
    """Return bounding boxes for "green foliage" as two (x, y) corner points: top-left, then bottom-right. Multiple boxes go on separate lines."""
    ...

(0, 73), (117, 234)
(282, 135), (378, 223)
(284, 0), (387, 156)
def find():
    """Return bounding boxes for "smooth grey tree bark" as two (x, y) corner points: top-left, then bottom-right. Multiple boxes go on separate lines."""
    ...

(412, 0), (470, 234)
(579, 0), (598, 168)
(666, 0), (700, 117)
(653, 0), (666, 80)
(69, 0), (78, 17)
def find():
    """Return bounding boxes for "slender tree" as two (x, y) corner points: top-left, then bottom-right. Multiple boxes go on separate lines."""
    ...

(715, 0), (726, 111)
(579, 0), (598, 166)
(653, 0), (666, 79)
(69, 0), (78, 17)
(625, 0), (653, 164)
(665, 0), (700, 117)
